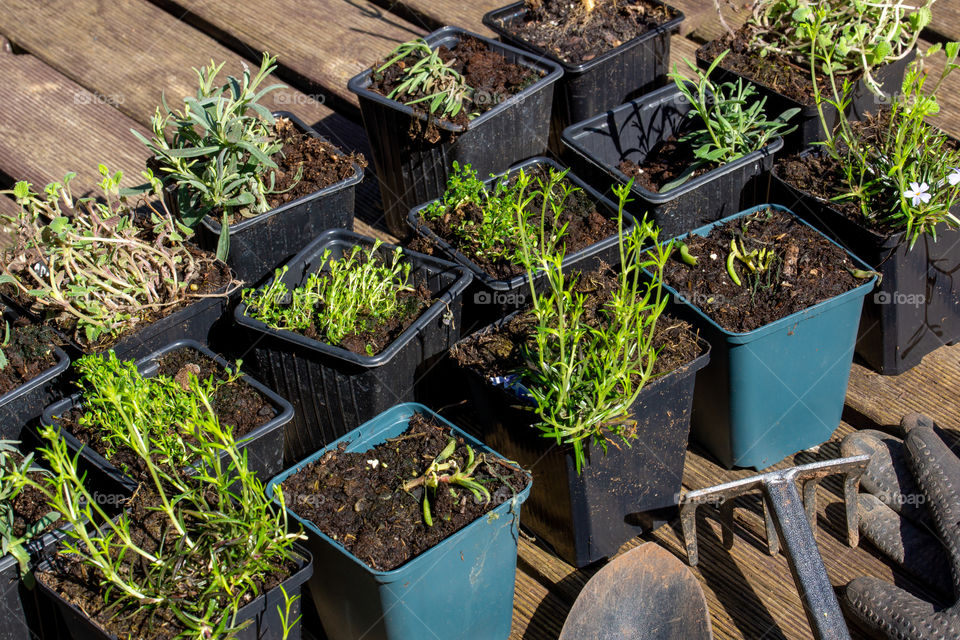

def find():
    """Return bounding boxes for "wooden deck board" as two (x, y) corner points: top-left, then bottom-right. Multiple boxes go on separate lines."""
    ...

(154, 0), (425, 114)
(381, 0), (500, 34)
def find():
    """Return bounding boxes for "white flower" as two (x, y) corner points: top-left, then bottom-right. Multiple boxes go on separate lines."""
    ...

(904, 182), (931, 206)
(366, 459), (380, 469)
(949, 168), (960, 186)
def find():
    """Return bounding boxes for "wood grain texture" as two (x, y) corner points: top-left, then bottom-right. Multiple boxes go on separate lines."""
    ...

(381, 0), (501, 33)
(0, 0), (332, 130)
(929, 0), (960, 43)
(0, 54), (151, 195)
(155, 0), (425, 112)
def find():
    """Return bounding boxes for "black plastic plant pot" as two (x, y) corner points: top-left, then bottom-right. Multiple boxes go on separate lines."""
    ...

(457, 315), (710, 567)
(772, 168), (960, 375)
(35, 543), (313, 640)
(188, 112), (364, 287)
(347, 26), (563, 236)
(561, 82), (784, 239)
(696, 44), (915, 153)
(41, 339), (294, 496)
(407, 156), (637, 330)
(0, 308), (69, 442)
(234, 229), (473, 464)
(483, 0), (684, 154)
(0, 516), (73, 640)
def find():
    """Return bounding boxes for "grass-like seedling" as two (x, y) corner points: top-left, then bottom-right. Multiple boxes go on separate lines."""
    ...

(135, 53), (297, 260)
(666, 51), (799, 190)
(808, 27), (960, 245)
(420, 162), (577, 267)
(739, 0), (932, 93)
(513, 181), (674, 473)
(15, 367), (302, 638)
(72, 352), (242, 476)
(402, 437), (491, 526)
(0, 167), (223, 346)
(376, 39), (474, 119)
(0, 440), (59, 587)
(242, 242), (415, 349)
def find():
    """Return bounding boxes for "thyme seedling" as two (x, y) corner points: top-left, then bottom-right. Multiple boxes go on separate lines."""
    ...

(0, 441), (59, 587)
(0, 168), (223, 346)
(242, 242), (415, 348)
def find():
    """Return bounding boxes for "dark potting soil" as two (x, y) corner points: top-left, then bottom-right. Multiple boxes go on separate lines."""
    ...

(226, 117), (366, 225)
(60, 349), (276, 484)
(498, 0), (678, 65)
(0, 319), (59, 396)
(413, 166), (618, 279)
(618, 136), (715, 193)
(450, 266), (703, 379)
(663, 207), (863, 333)
(699, 27), (839, 104)
(369, 36), (543, 129)
(36, 487), (295, 640)
(9, 455), (63, 539)
(280, 411), (529, 572)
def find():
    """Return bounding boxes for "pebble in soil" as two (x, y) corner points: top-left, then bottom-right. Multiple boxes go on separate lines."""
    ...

(499, 0), (678, 66)
(663, 206), (864, 333)
(280, 411), (529, 572)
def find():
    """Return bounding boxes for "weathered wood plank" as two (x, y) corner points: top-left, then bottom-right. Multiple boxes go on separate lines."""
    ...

(382, 0), (500, 34)
(153, 0), (425, 113)
(0, 54), (151, 195)
(0, 0), (331, 131)
(928, 1), (960, 43)
(845, 343), (960, 433)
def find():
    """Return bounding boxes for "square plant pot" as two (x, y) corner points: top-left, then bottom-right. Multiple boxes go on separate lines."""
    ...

(234, 230), (472, 463)
(0, 307), (69, 442)
(41, 339), (294, 496)
(36, 542), (313, 640)
(190, 111), (364, 287)
(456, 317), (710, 567)
(696, 43), (915, 153)
(266, 403), (531, 640)
(561, 82), (784, 239)
(658, 204), (876, 469)
(407, 156), (637, 329)
(483, 0), (684, 154)
(347, 26), (563, 236)
(772, 163), (960, 375)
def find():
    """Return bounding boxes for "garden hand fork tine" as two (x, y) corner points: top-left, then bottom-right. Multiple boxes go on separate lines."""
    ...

(678, 455), (870, 640)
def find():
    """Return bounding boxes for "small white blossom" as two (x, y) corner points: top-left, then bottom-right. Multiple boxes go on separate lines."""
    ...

(949, 168), (960, 186)
(366, 459), (379, 469)
(904, 182), (931, 207)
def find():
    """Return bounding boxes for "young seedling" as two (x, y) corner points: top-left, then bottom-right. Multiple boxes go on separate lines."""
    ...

(0, 440), (59, 587)
(666, 52), (799, 190)
(511, 179), (674, 473)
(134, 53), (298, 260)
(0, 321), (11, 371)
(402, 437), (491, 526)
(242, 242), (416, 349)
(0, 168), (223, 346)
(376, 39), (474, 119)
(726, 237), (776, 287)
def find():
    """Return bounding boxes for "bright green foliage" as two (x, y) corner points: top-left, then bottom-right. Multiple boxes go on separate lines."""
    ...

(134, 53), (296, 261)
(514, 181), (674, 474)
(376, 39), (474, 118)
(812, 29), (960, 244)
(72, 352), (242, 475)
(402, 437), (491, 526)
(242, 242), (414, 347)
(744, 0), (932, 92)
(0, 168), (215, 346)
(26, 368), (301, 638)
(0, 441), (59, 587)
(420, 162), (576, 266)
(667, 52), (799, 190)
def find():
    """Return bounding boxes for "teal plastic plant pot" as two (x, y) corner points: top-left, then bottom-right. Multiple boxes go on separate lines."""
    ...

(266, 403), (531, 640)
(659, 204), (876, 470)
